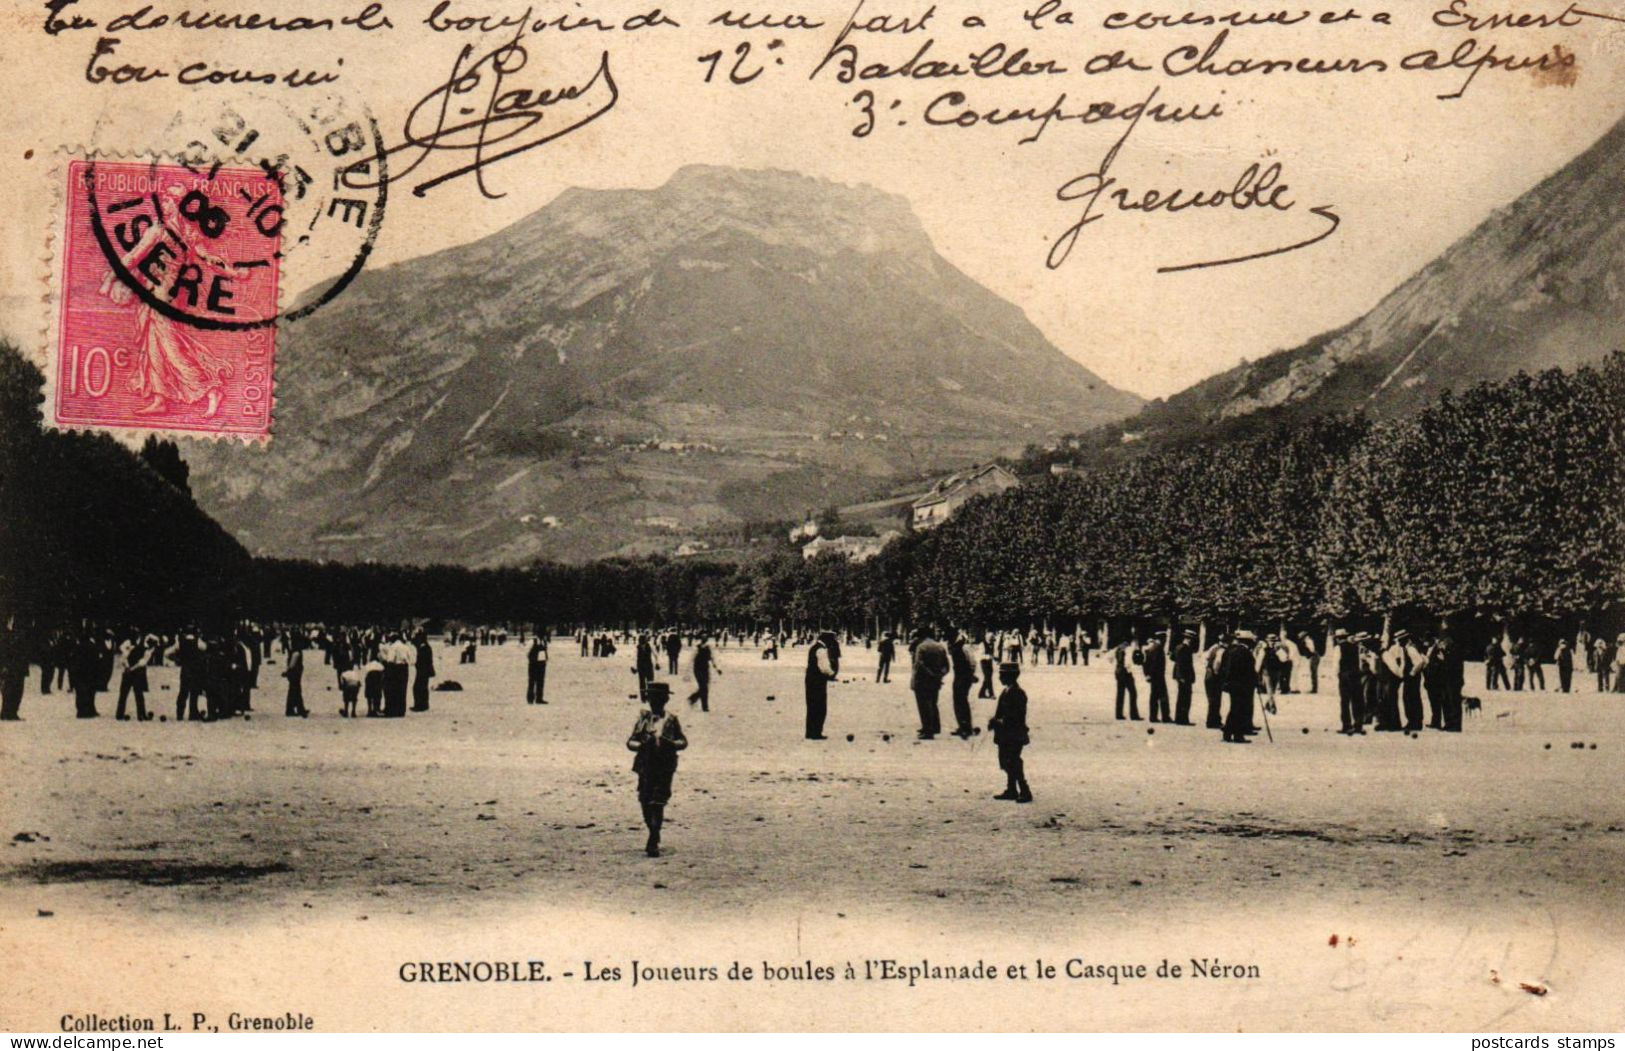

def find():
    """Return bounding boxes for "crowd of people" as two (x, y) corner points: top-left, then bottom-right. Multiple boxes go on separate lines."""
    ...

(0, 623), (448, 723)
(3, 616), (1622, 857)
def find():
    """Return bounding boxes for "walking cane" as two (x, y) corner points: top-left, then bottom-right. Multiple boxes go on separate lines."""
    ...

(1258, 693), (1274, 743)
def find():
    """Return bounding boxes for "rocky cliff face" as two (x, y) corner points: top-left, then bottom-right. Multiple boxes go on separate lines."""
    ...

(187, 166), (1141, 566)
(1122, 113), (1625, 439)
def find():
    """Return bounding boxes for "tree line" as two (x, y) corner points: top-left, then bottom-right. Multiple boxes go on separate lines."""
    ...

(250, 355), (1625, 642)
(4, 338), (1621, 643)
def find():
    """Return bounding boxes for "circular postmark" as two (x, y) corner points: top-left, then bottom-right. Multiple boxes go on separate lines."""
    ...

(83, 159), (287, 333)
(85, 92), (389, 329)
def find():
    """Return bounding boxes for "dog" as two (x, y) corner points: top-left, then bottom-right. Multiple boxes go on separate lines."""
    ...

(1463, 695), (1482, 717)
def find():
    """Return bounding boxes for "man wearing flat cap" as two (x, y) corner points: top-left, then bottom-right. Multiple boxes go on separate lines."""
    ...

(1172, 629), (1197, 726)
(1398, 629), (1427, 732)
(988, 661), (1032, 803)
(1335, 629), (1363, 734)
(1142, 633), (1171, 724)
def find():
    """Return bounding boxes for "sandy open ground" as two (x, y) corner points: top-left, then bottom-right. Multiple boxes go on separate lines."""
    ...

(2, 641), (1622, 1031)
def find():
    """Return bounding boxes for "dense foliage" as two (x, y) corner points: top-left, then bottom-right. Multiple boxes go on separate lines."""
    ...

(0, 343), (250, 627)
(5, 339), (1621, 637)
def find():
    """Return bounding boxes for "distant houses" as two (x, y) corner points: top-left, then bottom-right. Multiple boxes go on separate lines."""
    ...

(801, 530), (902, 562)
(909, 464), (1019, 531)
(778, 463), (1020, 561)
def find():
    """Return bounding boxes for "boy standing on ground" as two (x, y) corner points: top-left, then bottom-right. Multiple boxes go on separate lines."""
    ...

(989, 661), (1032, 804)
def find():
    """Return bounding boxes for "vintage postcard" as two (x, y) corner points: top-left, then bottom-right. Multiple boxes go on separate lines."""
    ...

(1, 0), (1623, 1034)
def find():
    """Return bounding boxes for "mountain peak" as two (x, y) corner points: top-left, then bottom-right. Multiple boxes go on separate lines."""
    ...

(537, 164), (930, 262)
(187, 166), (1140, 565)
(1105, 107), (1625, 442)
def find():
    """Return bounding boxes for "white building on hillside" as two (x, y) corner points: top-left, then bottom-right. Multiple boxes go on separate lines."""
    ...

(910, 464), (1019, 531)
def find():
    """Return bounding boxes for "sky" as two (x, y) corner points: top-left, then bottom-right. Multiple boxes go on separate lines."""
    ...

(6, 0), (1625, 399)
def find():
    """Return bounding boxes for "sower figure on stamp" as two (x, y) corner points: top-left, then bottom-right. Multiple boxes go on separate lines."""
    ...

(804, 630), (840, 740)
(99, 195), (234, 419)
(989, 661), (1033, 804)
(627, 682), (687, 858)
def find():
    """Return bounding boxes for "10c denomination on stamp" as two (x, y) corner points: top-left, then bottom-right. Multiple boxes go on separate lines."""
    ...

(52, 159), (283, 440)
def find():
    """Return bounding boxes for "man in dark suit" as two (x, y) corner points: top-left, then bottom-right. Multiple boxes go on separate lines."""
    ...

(0, 620), (29, 721)
(1484, 639), (1509, 691)
(526, 634), (549, 704)
(1171, 630), (1197, 725)
(688, 635), (720, 712)
(804, 630), (840, 740)
(1335, 629), (1363, 734)
(175, 629), (204, 721)
(910, 627), (950, 740)
(635, 634), (656, 699)
(948, 630), (978, 738)
(1142, 635), (1171, 724)
(1113, 637), (1141, 721)
(977, 633), (996, 699)
(1555, 639), (1574, 694)
(989, 661), (1032, 803)
(1221, 629), (1259, 743)
(1437, 630), (1465, 732)
(411, 630), (435, 712)
(876, 632), (895, 683)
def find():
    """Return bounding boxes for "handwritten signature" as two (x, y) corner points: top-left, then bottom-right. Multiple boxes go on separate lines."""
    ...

(344, 25), (618, 199)
(1046, 87), (1340, 274)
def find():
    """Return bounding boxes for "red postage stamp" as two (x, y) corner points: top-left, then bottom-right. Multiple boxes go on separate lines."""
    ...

(51, 159), (283, 440)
